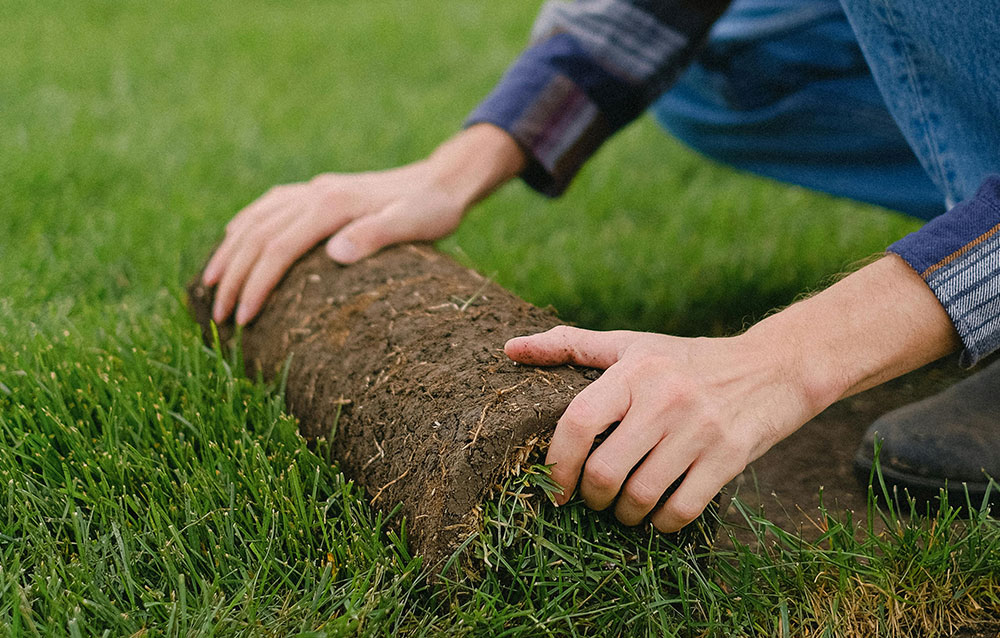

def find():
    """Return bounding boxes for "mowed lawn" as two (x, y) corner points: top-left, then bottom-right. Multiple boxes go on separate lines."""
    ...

(2, 0), (999, 635)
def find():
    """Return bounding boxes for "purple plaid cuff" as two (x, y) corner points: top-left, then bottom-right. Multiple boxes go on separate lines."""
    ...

(466, 0), (729, 196)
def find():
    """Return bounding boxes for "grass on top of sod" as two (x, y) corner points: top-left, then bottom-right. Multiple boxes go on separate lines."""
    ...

(2, 0), (998, 635)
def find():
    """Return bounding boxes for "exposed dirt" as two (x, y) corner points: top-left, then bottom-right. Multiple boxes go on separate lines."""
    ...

(955, 625), (1000, 638)
(723, 351), (987, 540)
(188, 244), (608, 571)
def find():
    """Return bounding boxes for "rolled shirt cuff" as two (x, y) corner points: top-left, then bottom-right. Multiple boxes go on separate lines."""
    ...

(464, 34), (623, 196)
(888, 175), (1000, 366)
(465, 0), (728, 196)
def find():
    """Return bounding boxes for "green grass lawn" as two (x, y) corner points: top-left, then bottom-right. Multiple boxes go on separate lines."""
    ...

(2, 0), (998, 635)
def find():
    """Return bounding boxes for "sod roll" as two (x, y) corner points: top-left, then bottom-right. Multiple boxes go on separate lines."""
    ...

(188, 243), (597, 570)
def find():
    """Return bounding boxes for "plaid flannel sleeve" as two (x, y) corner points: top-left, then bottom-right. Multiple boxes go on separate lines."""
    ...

(465, 0), (731, 196)
(888, 175), (1000, 367)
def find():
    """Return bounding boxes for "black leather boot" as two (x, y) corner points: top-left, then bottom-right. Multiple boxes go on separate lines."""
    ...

(854, 359), (1000, 509)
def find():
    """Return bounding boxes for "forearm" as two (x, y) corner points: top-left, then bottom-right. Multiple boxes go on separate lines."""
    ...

(744, 254), (961, 417)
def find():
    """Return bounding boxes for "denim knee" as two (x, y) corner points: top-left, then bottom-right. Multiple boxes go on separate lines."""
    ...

(651, 0), (945, 218)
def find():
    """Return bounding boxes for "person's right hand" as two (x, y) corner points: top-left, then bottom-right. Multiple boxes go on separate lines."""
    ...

(201, 124), (526, 326)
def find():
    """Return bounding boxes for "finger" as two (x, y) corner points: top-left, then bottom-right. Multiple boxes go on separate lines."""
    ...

(234, 216), (335, 324)
(203, 190), (290, 285)
(650, 457), (729, 533)
(325, 200), (453, 264)
(324, 209), (396, 264)
(203, 231), (244, 287)
(504, 326), (634, 369)
(613, 434), (699, 526)
(579, 407), (678, 512)
(544, 368), (631, 505)
(211, 227), (272, 324)
(226, 187), (290, 236)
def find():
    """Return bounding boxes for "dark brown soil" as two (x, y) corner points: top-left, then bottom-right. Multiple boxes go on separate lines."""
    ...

(955, 625), (1000, 638)
(723, 351), (987, 540)
(189, 244), (602, 570)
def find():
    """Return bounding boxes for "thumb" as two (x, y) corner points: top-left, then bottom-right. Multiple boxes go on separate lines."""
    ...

(504, 326), (633, 370)
(326, 200), (459, 264)
(325, 212), (394, 264)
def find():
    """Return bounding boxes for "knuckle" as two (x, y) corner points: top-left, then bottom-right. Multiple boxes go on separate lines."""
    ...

(653, 379), (698, 418)
(630, 350), (667, 368)
(698, 415), (726, 445)
(708, 424), (752, 463)
(716, 433), (747, 460)
(583, 456), (621, 493)
(697, 400), (723, 424)
(549, 325), (574, 340)
(561, 395), (598, 432)
(663, 498), (702, 526)
(310, 172), (341, 187)
(623, 479), (660, 509)
(668, 375), (697, 401)
(626, 356), (678, 391)
(317, 186), (343, 206)
(243, 225), (269, 242)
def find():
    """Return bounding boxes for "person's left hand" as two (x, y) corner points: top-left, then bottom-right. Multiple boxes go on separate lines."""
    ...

(504, 326), (819, 532)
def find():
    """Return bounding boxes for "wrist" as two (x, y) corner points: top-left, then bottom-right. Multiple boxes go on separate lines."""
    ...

(423, 124), (526, 210)
(739, 310), (847, 421)
(740, 255), (961, 418)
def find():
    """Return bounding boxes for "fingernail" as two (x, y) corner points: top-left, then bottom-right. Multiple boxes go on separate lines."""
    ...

(554, 489), (565, 507)
(235, 305), (250, 325)
(503, 337), (524, 353)
(327, 236), (361, 263)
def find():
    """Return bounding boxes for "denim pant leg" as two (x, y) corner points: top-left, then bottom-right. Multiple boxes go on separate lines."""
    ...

(838, 0), (1000, 211)
(652, 0), (946, 220)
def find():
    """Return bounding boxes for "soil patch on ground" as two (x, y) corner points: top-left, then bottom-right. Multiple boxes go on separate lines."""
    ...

(724, 353), (986, 540)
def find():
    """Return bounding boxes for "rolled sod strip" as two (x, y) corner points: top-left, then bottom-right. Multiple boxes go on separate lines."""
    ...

(188, 243), (597, 569)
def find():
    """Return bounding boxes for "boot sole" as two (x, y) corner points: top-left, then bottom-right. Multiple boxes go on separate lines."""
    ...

(853, 452), (999, 511)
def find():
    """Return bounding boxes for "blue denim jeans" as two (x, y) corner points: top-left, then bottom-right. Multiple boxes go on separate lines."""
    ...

(652, 0), (1000, 220)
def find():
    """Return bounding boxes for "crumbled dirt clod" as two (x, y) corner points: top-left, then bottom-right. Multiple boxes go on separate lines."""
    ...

(188, 243), (598, 570)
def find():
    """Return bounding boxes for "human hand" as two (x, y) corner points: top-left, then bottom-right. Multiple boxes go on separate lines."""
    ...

(202, 124), (525, 325)
(504, 255), (962, 531)
(202, 164), (464, 325)
(504, 326), (818, 532)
